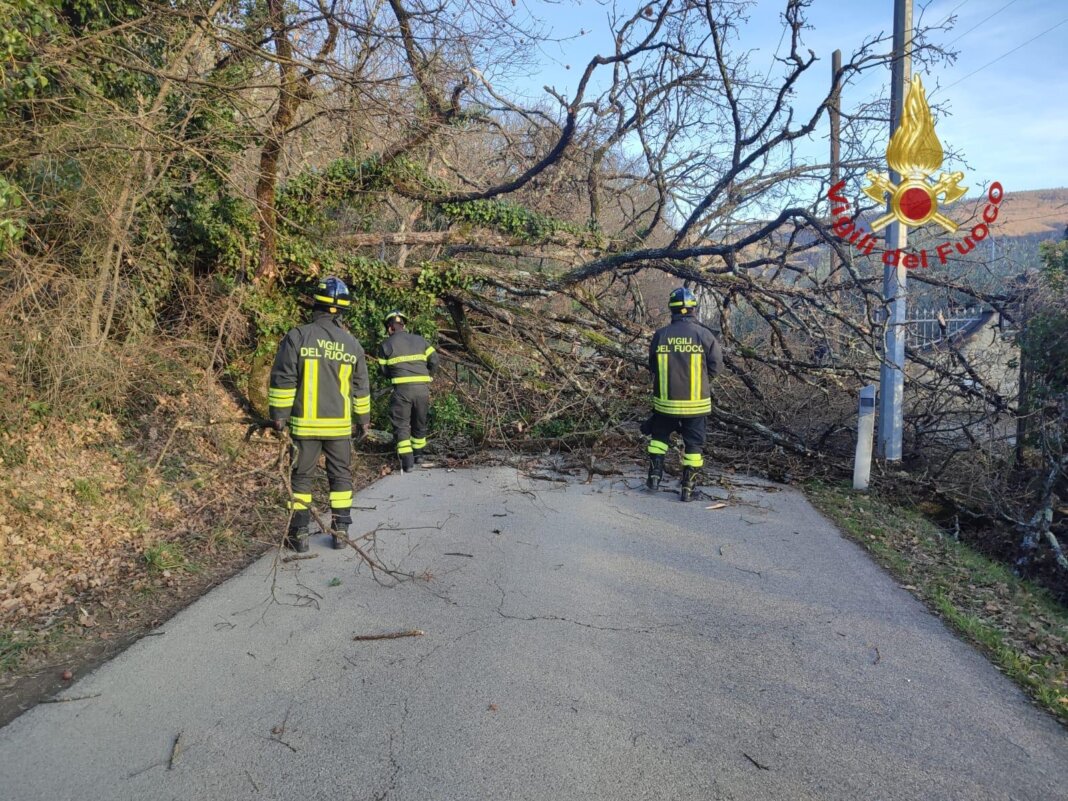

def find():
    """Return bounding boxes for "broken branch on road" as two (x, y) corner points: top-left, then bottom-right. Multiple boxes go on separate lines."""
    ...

(167, 732), (184, 770)
(281, 553), (319, 563)
(353, 630), (425, 641)
(41, 693), (101, 704)
(743, 751), (771, 770)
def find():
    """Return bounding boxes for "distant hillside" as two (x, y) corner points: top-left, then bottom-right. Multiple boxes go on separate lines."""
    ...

(987, 187), (1068, 239)
(635, 186), (1068, 317)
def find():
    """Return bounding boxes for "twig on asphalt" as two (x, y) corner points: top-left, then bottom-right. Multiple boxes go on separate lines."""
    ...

(282, 553), (319, 563)
(730, 564), (763, 578)
(743, 752), (771, 770)
(308, 507), (415, 587)
(167, 732), (184, 770)
(444, 552), (474, 557)
(353, 629), (425, 641)
(267, 706), (298, 752)
(41, 693), (101, 703)
(265, 736), (298, 753)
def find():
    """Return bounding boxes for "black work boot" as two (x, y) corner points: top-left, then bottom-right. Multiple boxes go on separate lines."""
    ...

(646, 455), (665, 491)
(413, 452), (423, 467)
(284, 527), (309, 553)
(400, 453), (415, 473)
(330, 518), (350, 550)
(680, 467), (699, 502)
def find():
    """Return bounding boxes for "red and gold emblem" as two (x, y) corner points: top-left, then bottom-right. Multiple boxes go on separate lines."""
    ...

(863, 74), (966, 233)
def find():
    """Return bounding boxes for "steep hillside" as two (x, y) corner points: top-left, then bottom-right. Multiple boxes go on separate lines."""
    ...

(991, 187), (1068, 239)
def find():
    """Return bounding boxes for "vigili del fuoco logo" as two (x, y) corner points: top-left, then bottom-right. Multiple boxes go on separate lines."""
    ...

(827, 74), (1004, 269)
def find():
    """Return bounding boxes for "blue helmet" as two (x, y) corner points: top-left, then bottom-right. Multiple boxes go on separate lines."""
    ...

(668, 287), (698, 312)
(311, 276), (351, 309)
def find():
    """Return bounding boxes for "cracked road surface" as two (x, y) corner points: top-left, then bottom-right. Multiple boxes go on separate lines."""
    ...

(2, 467), (1066, 800)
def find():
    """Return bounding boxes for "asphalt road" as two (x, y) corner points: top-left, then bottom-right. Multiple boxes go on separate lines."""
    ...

(1, 466), (1065, 800)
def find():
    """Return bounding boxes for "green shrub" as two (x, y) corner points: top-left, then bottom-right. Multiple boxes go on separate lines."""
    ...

(430, 393), (480, 440)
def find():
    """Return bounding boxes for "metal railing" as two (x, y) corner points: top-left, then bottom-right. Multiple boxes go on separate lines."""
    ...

(906, 306), (985, 349)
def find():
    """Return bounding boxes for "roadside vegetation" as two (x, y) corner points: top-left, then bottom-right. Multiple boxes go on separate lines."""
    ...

(808, 482), (1068, 724)
(0, 0), (1064, 720)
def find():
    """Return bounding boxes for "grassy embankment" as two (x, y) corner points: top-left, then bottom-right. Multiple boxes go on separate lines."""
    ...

(807, 481), (1068, 725)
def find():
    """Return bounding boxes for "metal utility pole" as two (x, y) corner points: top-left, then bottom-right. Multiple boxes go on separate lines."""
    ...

(830, 49), (841, 188)
(877, 0), (912, 461)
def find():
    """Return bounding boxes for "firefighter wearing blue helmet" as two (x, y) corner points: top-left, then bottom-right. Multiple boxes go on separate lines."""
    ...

(268, 277), (372, 551)
(645, 287), (724, 501)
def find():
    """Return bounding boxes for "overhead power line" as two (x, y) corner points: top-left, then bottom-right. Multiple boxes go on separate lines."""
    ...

(945, 0), (1019, 47)
(941, 14), (1068, 90)
(935, 0), (970, 29)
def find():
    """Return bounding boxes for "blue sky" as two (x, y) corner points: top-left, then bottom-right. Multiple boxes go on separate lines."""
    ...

(500, 0), (1068, 192)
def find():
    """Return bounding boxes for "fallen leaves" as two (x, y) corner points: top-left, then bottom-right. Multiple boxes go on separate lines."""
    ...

(0, 387), (272, 636)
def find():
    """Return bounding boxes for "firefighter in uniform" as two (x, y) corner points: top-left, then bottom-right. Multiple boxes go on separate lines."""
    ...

(379, 310), (439, 473)
(646, 287), (724, 501)
(268, 277), (372, 551)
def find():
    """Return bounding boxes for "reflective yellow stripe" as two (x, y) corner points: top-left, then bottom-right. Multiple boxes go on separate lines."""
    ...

(657, 354), (668, 401)
(313, 295), (350, 307)
(652, 397), (712, 415)
(690, 353), (702, 400)
(682, 452), (704, 468)
(339, 363), (352, 421)
(382, 353), (428, 366)
(396, 439), (413, 454)
(303, 359), (319, 420)
(411, 437), (427, 449)
(354, 395), (370, 415)
(268, 387), (296, 402)
(290, 426), (350, 438)
(329, 490), (353, 509)
(289, 415), (351, 438)
(424, 346), (435, 357)
(287, 492), (312, 511)
(647, 439), (669, 455)
(392, 375), (432, 384)
(290, 417), (350, 428)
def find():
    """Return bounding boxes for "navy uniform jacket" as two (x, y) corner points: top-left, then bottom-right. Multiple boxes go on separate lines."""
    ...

(269, 311), (371, 439)
(648, 315), (723, 417)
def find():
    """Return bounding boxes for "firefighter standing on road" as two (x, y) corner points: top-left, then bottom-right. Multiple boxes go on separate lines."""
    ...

(379, 310), (439, 473)
(646, 287), (724, 501)
(268, 277), (372, 551)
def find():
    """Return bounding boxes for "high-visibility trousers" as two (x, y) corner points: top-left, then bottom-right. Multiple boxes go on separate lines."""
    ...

(645, 413), (706, 469)
(390, 384), (430, 456)
(287, 438), (353, 530)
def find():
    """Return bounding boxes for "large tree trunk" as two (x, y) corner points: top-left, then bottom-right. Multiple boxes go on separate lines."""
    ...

(254, 0), (299, 283)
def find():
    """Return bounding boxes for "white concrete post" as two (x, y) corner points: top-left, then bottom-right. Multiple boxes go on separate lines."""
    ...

(854, 385), (877, 491)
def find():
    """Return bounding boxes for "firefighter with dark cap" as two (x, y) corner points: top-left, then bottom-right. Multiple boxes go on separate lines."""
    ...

(268, 277), (372, 551)
(645, 287), (724, 501)
(379, 310), (439, 473)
